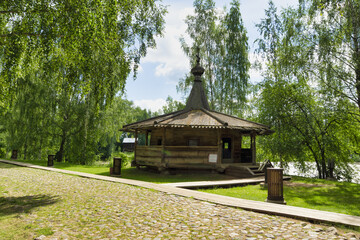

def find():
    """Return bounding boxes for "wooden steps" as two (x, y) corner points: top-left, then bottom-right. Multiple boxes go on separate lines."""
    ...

(224, 165), (264, 178)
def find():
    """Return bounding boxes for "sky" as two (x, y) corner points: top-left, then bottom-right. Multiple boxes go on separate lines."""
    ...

(124, 0), (299, 112)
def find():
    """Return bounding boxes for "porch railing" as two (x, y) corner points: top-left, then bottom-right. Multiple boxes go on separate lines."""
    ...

(135, 145), (218, 166)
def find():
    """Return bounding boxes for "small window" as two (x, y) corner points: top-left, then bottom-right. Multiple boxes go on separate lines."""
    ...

(242, 136), (251, 149)
(157, 138), (162, 145)
(188, 139), (199, 146)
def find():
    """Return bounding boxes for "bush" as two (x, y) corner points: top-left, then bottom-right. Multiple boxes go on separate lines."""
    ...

(111, 152), (134, 168)
(351, 154), (360, 162)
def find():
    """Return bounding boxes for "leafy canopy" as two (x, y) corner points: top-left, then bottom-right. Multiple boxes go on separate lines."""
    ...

(0, 0), (167, 108)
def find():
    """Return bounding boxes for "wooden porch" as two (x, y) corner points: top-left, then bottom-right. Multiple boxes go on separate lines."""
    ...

(135, 145), (264, 177)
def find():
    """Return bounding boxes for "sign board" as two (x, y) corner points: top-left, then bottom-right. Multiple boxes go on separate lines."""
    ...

(208, 154), (217, 163)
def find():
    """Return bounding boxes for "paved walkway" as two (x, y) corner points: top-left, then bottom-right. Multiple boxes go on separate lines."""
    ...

(1, 159), (360, 229)
(162, 176), (291, 189)
(162, 177), (266, 189)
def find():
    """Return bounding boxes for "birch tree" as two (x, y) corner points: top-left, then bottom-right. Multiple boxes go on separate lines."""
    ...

(178, 0), (250, 114)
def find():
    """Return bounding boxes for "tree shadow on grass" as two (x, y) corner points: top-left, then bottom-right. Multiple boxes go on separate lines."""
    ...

(284, 182), (360, 216)
(0, 195), (60, 216)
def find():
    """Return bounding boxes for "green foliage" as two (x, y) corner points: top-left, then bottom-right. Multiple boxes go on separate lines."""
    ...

(162, 96), (185, 114)
(306, 0), (360, 112)
(0, 1), (166, 164)
(0, 0), (167, 107)
(36, 227), (54, 236)
(178, 0), (250, 115)
(97, 97), (155, 161)
(219, 0), (250, 115)
(3, 77), (56, 160)
(255, 0), (360, 179)
(0, 124), (6, 158)
(2, 84), (157, 164)
(112, 152), (134, 168)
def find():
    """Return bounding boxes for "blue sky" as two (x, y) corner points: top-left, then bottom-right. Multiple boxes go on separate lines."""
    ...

(124, 0), (298, 112)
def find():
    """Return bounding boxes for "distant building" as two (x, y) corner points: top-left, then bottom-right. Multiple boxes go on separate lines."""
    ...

(122, 138), (136, 152)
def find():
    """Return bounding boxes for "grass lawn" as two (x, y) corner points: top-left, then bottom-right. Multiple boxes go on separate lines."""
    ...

(3, 159), (236, 183)
(199, 176), (360, 216)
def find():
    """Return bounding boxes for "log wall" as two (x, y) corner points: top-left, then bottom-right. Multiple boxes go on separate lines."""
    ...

(136, 146), (162, 166)
(150, 128), (218, 146)
(165, 146), (218, 165)
(135, 145), (218, 167)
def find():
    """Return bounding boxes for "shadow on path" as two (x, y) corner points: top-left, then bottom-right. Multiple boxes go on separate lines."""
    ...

(0, 194), (60, 216)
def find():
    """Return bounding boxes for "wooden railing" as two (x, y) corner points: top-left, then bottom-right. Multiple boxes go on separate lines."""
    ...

(135, 145), (218, 166)
(164, 146), (218, 164)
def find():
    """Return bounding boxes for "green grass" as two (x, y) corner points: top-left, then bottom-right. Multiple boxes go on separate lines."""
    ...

(118, 167), (236, 183)
(8, 159), (112, 175)
(4, 158), (235, 183)
(200, 176), (360, 216)
(36, 227), (54, 236)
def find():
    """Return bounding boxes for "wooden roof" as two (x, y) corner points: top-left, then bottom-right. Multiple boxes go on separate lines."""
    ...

(183, 59), (210, 111)
(122, 55), (274, 135)
(122, 108), (274, 135)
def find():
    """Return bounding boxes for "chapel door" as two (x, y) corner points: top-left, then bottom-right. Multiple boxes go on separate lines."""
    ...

(222, 138), (232, 160)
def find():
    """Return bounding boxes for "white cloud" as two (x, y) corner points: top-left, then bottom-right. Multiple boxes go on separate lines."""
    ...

(142, 6), (194, 77)
(133, 98), (167, 112)
(155, 63), (173, 77)
(249, 52), (264, 84)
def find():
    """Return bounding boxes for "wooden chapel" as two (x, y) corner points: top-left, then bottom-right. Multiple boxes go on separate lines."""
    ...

(122, 56), (274, 176)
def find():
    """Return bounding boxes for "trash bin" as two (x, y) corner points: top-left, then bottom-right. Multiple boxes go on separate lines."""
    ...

(113, 157), (122, 176)
(266, 168), (286, 204)
(11, 150), (18, 160)
(48, 155), (55, 167)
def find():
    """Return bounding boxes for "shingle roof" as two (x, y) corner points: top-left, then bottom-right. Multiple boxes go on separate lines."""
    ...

(122, 108), (274, 135)
(183, 59), (210, 111)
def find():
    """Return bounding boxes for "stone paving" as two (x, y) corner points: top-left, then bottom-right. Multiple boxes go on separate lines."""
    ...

(0, 162), (359, 240)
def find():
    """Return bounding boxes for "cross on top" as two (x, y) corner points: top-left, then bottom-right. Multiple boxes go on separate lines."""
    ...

(196, 47), (200, 64)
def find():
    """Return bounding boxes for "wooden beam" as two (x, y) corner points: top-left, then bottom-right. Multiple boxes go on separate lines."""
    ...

(217, 129), (221, 165)
(161, 128), (166, 165)
(239, 134), (242, 163)
(134, 130), (138, 163)
(251, 133), (256, 164)
(231, 134), (234, 163)
(145, 130), (149, 146)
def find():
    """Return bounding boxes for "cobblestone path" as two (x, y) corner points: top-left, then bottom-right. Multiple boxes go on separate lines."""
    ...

(0, 163), (358, 240)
